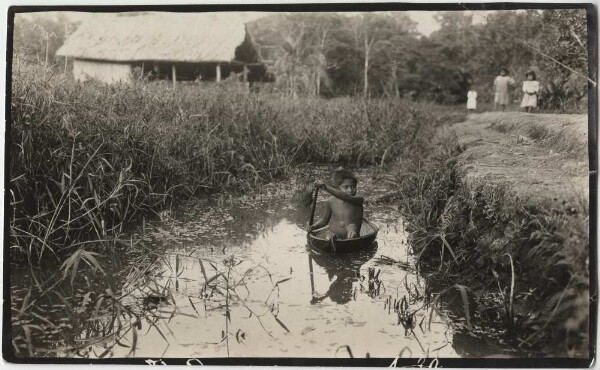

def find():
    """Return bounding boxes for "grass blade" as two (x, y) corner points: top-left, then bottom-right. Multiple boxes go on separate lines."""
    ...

(273, 316), (290, 333)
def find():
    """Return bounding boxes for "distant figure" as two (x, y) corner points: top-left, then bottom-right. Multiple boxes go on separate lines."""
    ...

(309, 169), (364, 240)
(493, 68), (515, 111)
(520, 71), (540, 113)
(467, 89), (478, 111)
(146, 64), (164, 81)
(226, 71), (239, 81)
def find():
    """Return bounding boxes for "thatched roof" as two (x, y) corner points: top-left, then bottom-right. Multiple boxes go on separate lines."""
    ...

(56, 12), (252, 63)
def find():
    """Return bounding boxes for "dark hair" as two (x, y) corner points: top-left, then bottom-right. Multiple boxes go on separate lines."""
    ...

(525, 70), (537, 80)
(500, 68), (509, 74)
(332, 168), (357, 187)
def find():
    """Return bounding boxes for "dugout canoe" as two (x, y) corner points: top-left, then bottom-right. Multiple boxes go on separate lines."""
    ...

(307, 218), (379, 253)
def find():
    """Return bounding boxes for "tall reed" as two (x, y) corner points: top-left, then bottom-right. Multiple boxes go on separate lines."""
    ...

(392, 127), (589, 357)
(9, 60), (464, 262)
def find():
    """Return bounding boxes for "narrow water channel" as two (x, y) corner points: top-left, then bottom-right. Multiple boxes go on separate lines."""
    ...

(11, 169), (517, 359)
(102, 170), (460, 359)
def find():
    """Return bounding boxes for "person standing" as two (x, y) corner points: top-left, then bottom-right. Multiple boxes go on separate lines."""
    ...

(520, 71), (540, 113)
(467, 89), (478, 111)
(493, 68), (515, 111)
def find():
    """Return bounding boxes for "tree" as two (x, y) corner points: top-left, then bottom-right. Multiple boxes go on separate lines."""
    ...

(249, 13), (342, 97)
(13, 13), (78, 70)
(355, 13), (417, 98)
(536, 9), (589, 109)
(248, 9), (590, 107)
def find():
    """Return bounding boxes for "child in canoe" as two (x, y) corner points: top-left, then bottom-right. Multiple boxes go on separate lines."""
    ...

(309, 169), (364, 240)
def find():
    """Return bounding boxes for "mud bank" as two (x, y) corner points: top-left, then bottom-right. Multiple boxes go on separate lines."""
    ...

(394, 112), (591, 357)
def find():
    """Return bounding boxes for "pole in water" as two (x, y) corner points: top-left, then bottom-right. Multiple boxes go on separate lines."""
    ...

(308, 254), (315, 296)
(309, 186), (319, 228)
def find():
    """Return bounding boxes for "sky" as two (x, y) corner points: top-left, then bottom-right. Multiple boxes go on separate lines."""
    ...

(18, 10), (498, 37)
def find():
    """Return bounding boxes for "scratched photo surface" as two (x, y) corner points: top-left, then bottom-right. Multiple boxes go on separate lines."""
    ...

(5, 4), (595, 365)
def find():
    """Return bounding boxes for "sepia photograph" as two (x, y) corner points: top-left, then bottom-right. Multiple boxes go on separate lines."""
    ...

(3, 1), (597, 367)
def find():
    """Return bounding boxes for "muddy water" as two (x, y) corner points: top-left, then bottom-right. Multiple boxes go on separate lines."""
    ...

(11, 170), (518, 359)
(103, 172), (461, 359)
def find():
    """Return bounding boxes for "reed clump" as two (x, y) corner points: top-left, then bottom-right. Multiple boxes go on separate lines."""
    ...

(393, 129), (589, 357)
(10, 61), (464, 263)
(8, 61), (466, 358)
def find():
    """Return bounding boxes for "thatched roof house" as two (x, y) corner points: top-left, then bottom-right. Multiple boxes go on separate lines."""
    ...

(57, 12), (266, 84)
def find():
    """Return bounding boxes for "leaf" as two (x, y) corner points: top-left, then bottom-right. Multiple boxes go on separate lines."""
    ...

(439, 234), (460, 266)
(199, 258), (209, 284)
(276, 277), (292, 285)
(205, 273), (223, 286)
(274, 315), (290, 332)
(128, 325), (138, 357)
(18, 289), (32, 318)
(93, 296), (105, 317)
(115, 339), (131, 348)
(188, 297), (200, 315)
(60, 249), (82, 285)
(81, 250), (106, 275)
(455, 284), (471, 330)
(98, 347), (111, 359)
(335, 345), (354, 358)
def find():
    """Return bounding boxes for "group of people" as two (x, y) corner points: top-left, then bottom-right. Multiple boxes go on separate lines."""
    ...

(466, 68), (541, 113)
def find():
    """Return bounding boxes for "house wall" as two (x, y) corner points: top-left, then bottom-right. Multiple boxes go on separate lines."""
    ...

(73, 59), (132, 84)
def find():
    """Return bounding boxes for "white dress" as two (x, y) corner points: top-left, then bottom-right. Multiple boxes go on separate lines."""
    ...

(467, 91), (477, 110)
(520, 80), (540, 108)
(494, 76), (515, 105)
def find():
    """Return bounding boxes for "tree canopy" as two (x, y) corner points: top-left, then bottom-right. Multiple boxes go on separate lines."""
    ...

(247, 9), (588, 108)
(14, 10), (590, 109)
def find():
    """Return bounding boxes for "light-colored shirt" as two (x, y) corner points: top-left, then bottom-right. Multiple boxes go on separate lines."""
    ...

(522, 80), (540, 94)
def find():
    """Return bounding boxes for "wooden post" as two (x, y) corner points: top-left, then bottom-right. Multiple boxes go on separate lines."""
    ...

(172, 64), (176, 88)
(140, 62), (145, 80)
(64, 56), (68, 74)
(242, 65), (248, 82)
(216, 64), (221, 82)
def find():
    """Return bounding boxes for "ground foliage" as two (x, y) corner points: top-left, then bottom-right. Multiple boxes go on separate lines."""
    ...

(9, 61), (464, 263)
(393, 128), (589, 357)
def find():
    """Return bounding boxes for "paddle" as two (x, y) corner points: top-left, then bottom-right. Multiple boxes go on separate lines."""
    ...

(308, 185), (319, 229)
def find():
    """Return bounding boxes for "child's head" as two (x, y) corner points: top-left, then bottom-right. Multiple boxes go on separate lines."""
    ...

(332, 168), (358, 195)
(500, 68), (509, 76)
(525, 71), (536, 81)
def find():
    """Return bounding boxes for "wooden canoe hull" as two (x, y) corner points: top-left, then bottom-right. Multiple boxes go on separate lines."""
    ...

(307, 219), (379, 253)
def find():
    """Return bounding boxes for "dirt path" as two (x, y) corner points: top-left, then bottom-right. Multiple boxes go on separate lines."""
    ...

(450, 112), (589, 207)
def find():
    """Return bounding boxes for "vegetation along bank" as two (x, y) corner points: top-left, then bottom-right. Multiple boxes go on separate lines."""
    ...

(9, 62), (465, 263)
(10, 61), (591, 357)
(391, 111), (590, 357)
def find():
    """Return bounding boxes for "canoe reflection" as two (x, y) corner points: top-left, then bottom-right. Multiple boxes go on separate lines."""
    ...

(308, 243), (378, 305)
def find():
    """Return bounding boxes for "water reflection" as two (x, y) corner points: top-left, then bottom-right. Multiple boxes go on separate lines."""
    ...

(309, 246), (377, 305)
(11, 171), (468, 358)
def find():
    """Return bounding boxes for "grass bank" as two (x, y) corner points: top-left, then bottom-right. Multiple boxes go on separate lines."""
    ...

(9, 62), (468, 357)
(392, 114), (590, 357)
(9, 62), (464, 263)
